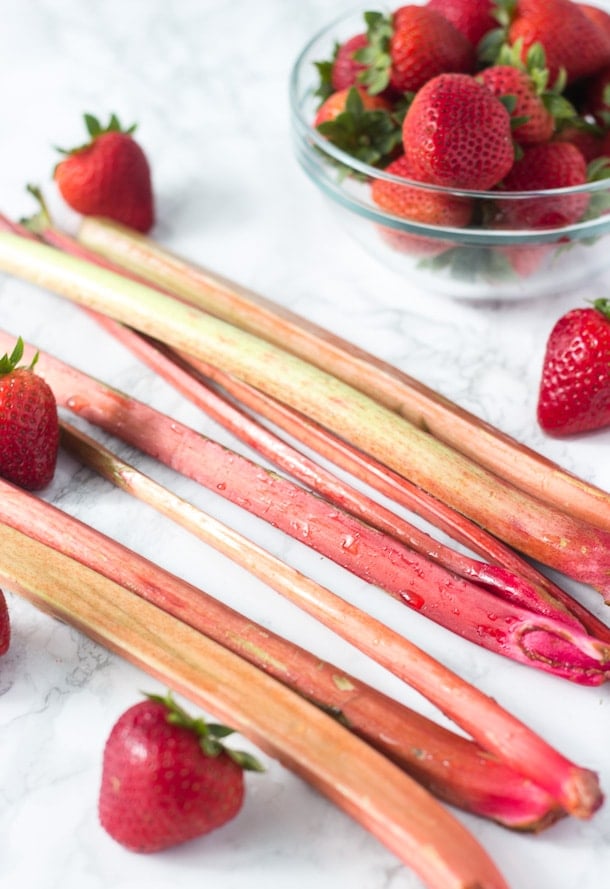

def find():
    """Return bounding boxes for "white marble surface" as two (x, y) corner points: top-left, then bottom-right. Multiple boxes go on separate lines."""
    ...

(0, 1), (609, 887)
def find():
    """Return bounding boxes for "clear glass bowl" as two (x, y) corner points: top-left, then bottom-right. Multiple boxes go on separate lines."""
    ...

(289, 8), (610, 301)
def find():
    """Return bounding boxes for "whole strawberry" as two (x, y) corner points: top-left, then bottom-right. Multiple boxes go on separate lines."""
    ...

(508, 0), (610, 84)
(402, 73), (514, 190)
(0, 590), (10, 656)
(359, 6), (475, 96)
(477, 64), (555, 145)
(99, 692), (263, 853)
(0, 337), (59, 491)
(537, 299), (610, 435)
(54, 113), (155, 233)
(427, 0), (497, 46)
(497, 141), (588, 228)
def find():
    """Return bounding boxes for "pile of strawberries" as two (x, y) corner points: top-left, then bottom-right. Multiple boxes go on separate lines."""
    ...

(313, 0), (610, 271)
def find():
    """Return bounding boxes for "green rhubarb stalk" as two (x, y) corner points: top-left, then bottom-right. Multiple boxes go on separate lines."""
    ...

(0, 522), (511, 889)
(0, 232), (609, 598)
(0, 471), (563, 832)
(74, 217), (610, 534)
(2, 326), (606, 684)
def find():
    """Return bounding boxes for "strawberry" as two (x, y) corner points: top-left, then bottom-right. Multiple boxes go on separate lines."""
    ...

(371, 153), (473, 227)
(478, 64), (555, 144)
(315, 86), (402, 168)
(0, 590), (10, 656)
(402, 73), (514, 190)
(359, 6), (475, 96)
(537, 299), (610, 435)
(426, 0), (497, 46)
(371, 152), (473, 256)
(578, 3), (610, 43)
(508, 0), (610, 84)
(331, 32), (369, 91)
(0, 337), (59, 491)
(54, 113), (155, 233)
(553, 121), (606, 163)
(314, 86), (391, 126)
(98, 691), (263, 853)
(497, 141), (589, 227)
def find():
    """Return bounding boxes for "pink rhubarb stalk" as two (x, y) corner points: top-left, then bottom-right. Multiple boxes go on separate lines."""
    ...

(1, 327), (606, 684)
(97, 318), (607, 642)
(0, 452), (599, 823)
(0, 466), (560, 831)
(74, 216), (610, 534)
(0, 522), (512, 889)
(0, 232), (609, 597)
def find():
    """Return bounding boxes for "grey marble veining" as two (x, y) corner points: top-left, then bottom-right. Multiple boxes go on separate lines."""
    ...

(0, 2), (609, 888)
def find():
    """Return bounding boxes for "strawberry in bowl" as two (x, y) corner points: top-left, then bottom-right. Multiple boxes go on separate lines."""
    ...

(290, 0), (610, 300)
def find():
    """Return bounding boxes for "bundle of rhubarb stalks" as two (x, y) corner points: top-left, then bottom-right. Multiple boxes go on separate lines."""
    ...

(0, 210), (608, 889)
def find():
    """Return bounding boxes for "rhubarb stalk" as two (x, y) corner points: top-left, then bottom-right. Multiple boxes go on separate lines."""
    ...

(0, 522), (511, 889)
(0, 464), (563, 831)
(2, 327), (606, 683)
(0, 462), (599, 821)
(0, 232), (608, 595)
(97, 318), (604, 639)
(74, 217), (610, 533)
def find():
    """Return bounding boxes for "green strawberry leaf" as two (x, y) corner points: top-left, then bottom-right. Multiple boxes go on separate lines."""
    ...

(316, 86), (402, 168)
(592, 297), (610, 320)
(313, 47), (338, 104)
(0, 336), (38, 376)
(354, 11), (393, 95)
(55, 112), (137, 156)
(145, 690), (265, 772)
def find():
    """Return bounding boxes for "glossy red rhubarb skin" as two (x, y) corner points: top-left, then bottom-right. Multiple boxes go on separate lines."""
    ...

(3, 329), (606, 685)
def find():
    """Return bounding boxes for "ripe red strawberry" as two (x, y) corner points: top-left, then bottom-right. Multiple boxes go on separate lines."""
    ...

(537, 299), (610, 435)
(54, 113), (155, 233)
(498, 141), (589, 227)
(314, 86), (390, 126)
(402, 73), (514, 190)
(0, 590), (10, 656)
(371, 153), (473, 256)
(388, 6), (476, 93)
(553, 123), (605, 163)
(371, 153), (473, 226)
(426, 0), (497, 46)
(331, 32), (369, 90)
(477, 64), (555, 144)
(508, 0), (610, 84)
(0, 337), (59, 491)
(578, 3), (610, 43)
(99, 692), (263, 853)
(359, 6), (475, 96)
